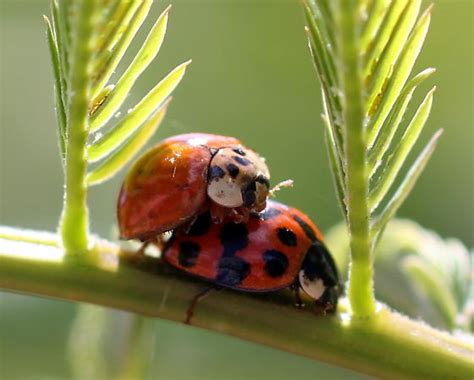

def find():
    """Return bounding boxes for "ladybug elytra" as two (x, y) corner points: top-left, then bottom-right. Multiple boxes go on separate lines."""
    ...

(163, 200), (340, 320)
(118, 133), (271, 241)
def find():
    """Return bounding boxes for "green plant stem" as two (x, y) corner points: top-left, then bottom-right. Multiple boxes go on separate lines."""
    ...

(339, 1), (376, 317)
(59, 0), (95, 260)
(0, 235), (472, 379)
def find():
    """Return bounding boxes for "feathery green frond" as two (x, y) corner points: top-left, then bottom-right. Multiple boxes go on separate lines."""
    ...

(91, 4), (170, 131)
(303, 0), (438, 317)
(88, 61), (190, 162)
(365, 0), (420, 111)
(91, 1), (152, 101)
(44, 15), (67, 158)
(360, 0), (390, 54)
(363, 0), (408, 80)
(368, 67), (436, 172)
(367, 6), (432, 147)
(50, 0), (69, 108)
(326, 218), (472, 332)
(369, 87), (435, 211)
(45, 1), (190, 258)
(96, 1), (140, 55)
(324, 127), (347, 219)
(87, 98), (171, 186)
(372, 129), (443, 236)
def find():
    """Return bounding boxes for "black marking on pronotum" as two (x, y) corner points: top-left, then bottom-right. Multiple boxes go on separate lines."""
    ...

(217, 223), (250, 286)
(232, 147), (246, 156)
(260, 207), (282, 221)
(233, 156), (251, 166)
(263, 249), (289, 277)
(226, 163), (240, 179)
(277, 227), (297, 247)
(293, 214), (317, 242)
(178, 241), (201, 268)
(208, 165), (226, 180)
(187, 212), (212, 236)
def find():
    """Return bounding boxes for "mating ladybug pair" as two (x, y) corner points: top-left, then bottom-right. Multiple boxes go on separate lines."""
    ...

(118, 133), (340, 321)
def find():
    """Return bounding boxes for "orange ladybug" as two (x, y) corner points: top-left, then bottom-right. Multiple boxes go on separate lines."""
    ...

(118, 133), (271, 241)
(163, 200), (340, 321)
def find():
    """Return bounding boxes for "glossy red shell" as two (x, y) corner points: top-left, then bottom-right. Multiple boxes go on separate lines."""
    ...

(163, 201), (324, 292)
(118, 133), (240, 240)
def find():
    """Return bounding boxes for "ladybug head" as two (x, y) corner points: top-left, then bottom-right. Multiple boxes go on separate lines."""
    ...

(207, 146), (270, 212)
(298, 241), (340, 313)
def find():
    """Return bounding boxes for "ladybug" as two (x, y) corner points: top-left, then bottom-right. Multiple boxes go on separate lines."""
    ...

(163, 200), (340, 322)
(118, 133), (272, 241)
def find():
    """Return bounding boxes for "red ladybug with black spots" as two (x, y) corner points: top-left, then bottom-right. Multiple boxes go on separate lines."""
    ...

(118, 133), (272, 242)
(163, 200), (340, 321)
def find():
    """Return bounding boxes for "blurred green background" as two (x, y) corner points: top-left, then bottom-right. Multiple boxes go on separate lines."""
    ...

(0, 0), (472, 379)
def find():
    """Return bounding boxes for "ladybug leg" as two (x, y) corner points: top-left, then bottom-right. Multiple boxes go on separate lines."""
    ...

(153, 235), (166, 253)
(181, 215), (198, 234)
(209, 203), (230, 224)
(313, 300), (332, 316)
(209, 204), (251, 224)
(290, 283), (305, 308)
(186, 286), (221, 324)
(136, 235), (164, 257)
(313, 287), (338, 316)
(232, 207), (250, 223)
(135, 240), (152, 256)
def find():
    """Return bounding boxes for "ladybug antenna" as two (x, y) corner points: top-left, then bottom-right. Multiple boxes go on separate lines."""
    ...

(269, 179), (294, 197)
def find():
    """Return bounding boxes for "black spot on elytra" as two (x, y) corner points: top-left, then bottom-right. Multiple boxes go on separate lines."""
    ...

(263, 250), (289, 277)
(277, 227), (297, 247)
(302, 241), (339, 287)
(232, 147), (246, 156)
(233, 156), (251, 166)
(217, 257), (251, 286)
(260, 207), (282, 221)
(293, 215), (317, 242)
(226, 163), (240, 179)
(301, 242), (340, 310)
(178, 241), (200, 268)
(209, 166), (225, 180)
(187, 212), (211, 236)
(219, 223), (249, 256)
(216, 223), (250, 286)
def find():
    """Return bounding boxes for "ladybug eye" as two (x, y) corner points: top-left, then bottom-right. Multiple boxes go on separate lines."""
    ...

(254, 175), (270, 205)
(298, 270), (326, 300)
(242, 181), (257, 207)
(255, 174), (270, 188)
(241, 175), (270, 208)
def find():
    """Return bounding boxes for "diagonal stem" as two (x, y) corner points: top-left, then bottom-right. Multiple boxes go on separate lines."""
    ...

(0, 236), (472, 379)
